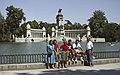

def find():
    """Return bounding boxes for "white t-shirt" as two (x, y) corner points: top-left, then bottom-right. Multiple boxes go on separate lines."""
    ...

(86, 41), (93, 50)
(73, 43), (81, 50)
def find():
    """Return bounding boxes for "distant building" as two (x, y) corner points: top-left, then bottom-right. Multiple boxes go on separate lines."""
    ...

(15, 24), (46, 42)
(15, 9), (105, 42)
(52, 9), (86, 41)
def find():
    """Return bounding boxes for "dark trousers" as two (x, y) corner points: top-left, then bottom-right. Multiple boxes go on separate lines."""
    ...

(86, 50), (93, 65)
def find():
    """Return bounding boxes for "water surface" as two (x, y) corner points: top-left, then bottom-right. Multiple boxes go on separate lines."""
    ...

(0, 42), (120, 55)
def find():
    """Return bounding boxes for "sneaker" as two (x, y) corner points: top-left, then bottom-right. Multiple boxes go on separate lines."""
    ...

(90, 63), (94, 66)
(64, 65), (67, 68)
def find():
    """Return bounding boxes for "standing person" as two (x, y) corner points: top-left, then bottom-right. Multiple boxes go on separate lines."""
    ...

(60, 38), (69, 68)
(67, 39), (74, 65)
(53, 39), (60, 68)
(86, 37), (94, 66)
(47, 40), (55, 69)
(73, 40), (84, 64)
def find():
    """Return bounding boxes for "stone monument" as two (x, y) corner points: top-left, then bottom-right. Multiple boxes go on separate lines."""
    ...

(26, 23), (32, 38)
(56, 9), (65, 36)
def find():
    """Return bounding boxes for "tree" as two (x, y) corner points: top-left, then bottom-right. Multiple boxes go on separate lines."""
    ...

(96, 22), (120, 42)
(0, 12), (4, 40)
(38, 21), (57, 37)
(27, 20), (39, 29)
(64, 22), (83, 30)
(116, 24), (120, 41)
(0, 12), (9, 41)
(104, 23), (118, 42)
(20, 22), (27, 37)
(88, 10), (108, 38)
(6, 5), (26, 39)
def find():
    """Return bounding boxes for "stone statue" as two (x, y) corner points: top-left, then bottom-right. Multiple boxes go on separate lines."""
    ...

(58, 9), (62, 13)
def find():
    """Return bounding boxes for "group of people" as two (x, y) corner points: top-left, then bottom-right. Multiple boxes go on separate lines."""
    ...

(46, 37), (94, 69)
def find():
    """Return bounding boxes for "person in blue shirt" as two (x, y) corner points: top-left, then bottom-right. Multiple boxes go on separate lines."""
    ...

(47, 40), (55, 69)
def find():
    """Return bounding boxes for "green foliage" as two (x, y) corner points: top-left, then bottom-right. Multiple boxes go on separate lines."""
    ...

(20, 20), (39, 37)
(20, 22), (27, 37)
(39, 22), (56, 36)
(104, 23), (120, 42)
(6, 5), (26, 38)
(88, 10), (120, 42)
(0, 12), (9, 41)
(88, 10), (108, 38)
(64, 22), (83, 30)
(46, 26), (52, 36)
(27, 20), (39, 29)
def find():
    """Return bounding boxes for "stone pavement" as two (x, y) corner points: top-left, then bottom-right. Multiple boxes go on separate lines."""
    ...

(1, 58), (120, 71)
(0, 63), (120, 75)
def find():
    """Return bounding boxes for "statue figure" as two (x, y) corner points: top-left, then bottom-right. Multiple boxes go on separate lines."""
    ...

(58, 9), (62, 13)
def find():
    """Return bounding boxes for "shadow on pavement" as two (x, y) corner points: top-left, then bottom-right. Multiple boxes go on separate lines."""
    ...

(17, 69), (120, 75)
(17, 73), (33, 75)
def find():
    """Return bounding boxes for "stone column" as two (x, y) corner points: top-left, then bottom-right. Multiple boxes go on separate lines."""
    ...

(86, 25), (91, 37)
(52, 27), (55, 37)
(26, 24), (32, 38)
(42, 27), (46, 37)
(55, 26), (58, 37)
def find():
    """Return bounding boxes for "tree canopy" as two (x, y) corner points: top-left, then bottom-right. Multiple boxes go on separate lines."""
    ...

(27, 20), (39, 29)
(88, 10), (108, 38)
(6, 5), (26, 38)
(0, 12), (9, 41)
(104, 23), (120, 42)
(88, 10), (120, 42)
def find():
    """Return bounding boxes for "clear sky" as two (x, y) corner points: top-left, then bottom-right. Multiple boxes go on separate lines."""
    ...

(0, 0), (120, 24)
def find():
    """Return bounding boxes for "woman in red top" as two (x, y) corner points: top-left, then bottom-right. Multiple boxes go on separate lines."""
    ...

(53, 40), (58, 56)
(53, 39), (60, 68)
(60, 38), (69, 68)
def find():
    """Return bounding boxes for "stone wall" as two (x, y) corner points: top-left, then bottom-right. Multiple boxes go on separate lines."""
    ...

(0, 58), (120, 71)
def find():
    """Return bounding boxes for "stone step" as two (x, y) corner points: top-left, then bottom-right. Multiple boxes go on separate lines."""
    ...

(0, 58), (120, 71)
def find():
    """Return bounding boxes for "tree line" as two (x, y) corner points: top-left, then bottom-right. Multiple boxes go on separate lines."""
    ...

(0, 5), (120, 42)
(88, 10), (120, 42)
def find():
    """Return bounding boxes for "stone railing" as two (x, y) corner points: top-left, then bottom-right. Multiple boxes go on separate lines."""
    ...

(0, 53), (47, 64)
(0, 50), (120, 64)
(94, 50), (120, 59)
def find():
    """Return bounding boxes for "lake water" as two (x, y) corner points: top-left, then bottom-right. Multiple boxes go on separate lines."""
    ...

(0, 42), (120, 55)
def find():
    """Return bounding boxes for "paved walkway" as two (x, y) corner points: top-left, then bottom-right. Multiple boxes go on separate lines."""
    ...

(0, 63), (120, 75)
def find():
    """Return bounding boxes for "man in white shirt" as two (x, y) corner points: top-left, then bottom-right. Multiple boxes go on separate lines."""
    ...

(73, 40), (83, 63)
(86, 37), (94, 66)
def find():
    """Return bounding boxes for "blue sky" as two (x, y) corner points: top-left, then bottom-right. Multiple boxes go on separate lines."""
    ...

(0, 0), (120, 24)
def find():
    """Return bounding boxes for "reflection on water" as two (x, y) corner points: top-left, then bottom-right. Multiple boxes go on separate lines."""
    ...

(93, 42), (120, 52)
(0, 42), (120, 55)
(0, 42), (47, 55)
